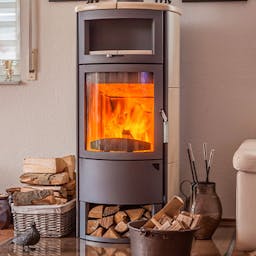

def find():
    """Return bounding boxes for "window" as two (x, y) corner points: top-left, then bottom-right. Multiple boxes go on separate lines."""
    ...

(0, 0), (20, 83)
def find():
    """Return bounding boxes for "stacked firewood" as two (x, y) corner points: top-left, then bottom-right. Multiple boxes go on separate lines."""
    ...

(143, 196), (201, 231)
(87, 204), (152, 239)
(11, 155), (76, 206)
(86, 245), (130, 256)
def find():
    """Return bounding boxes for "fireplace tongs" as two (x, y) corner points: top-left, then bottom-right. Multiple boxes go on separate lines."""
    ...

(160, 109), (168, 144)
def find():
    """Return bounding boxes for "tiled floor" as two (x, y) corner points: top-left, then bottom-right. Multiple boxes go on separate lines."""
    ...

(0, 225), (252, 256)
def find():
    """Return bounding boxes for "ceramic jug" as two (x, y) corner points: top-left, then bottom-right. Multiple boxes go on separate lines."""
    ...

(0, 194), (11, 229)
(191, 182), (222, 239)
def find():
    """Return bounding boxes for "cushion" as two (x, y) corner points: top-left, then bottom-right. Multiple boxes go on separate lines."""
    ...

(233, 139), (256, 173)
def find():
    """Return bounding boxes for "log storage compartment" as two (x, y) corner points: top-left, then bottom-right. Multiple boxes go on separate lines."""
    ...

(77, 2), (181, 242)
(85, 204), (152, 243)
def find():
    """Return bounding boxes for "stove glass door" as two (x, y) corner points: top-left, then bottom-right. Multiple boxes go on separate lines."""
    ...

(86, 72), (154, 153)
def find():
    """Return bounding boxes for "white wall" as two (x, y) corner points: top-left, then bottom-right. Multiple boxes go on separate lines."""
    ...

(174, 0), (256, 218)
(1, 0), (255, 218)
(0, 0), (77, 191)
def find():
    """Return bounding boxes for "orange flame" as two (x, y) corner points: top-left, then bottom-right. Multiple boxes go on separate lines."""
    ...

(86, 83), (154, 152)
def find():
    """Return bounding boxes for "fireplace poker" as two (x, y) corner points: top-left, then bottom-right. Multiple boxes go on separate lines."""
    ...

(203, 143), (208, 182)
(187, 148), (196, 184)
(206, 149), (215, 183)
(188, 143), (199, 183)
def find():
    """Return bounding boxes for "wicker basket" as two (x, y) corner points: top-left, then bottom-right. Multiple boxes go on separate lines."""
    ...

(11, 199), (76, 238)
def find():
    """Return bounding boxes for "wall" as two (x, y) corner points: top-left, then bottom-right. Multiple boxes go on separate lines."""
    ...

(173, 0), (256, 218)
(0, 0), (255, 218)
(0, 0), (77, 191)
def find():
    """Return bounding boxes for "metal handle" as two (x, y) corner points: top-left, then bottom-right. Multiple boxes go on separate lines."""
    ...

(160, 109), (168, 143)
(28, 0), (38, 81)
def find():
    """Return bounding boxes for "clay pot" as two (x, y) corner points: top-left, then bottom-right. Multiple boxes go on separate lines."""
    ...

(0, 194), (11, 229)
(191, 182), (222, 240)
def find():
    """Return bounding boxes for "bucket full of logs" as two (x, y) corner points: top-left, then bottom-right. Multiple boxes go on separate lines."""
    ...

(128, 196), (200, 256)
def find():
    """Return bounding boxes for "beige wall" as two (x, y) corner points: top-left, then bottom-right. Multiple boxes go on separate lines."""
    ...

(0, 0), (254, 218)
(174, 0), (255, 218)
(0, 1), (77, 191)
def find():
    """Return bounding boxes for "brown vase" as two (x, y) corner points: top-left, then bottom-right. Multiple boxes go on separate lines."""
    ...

(0, 195), (11, 229)
(191, 182), (222, 240)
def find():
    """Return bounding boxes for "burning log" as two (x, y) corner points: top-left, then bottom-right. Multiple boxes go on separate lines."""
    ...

(90, 138), (150, 152)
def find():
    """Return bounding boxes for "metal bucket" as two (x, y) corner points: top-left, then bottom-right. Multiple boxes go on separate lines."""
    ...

(128, 220), (196, 256)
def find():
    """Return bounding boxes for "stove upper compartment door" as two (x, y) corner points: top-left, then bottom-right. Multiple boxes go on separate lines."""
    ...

(79, 64), (164, 160)
(78, 9), (163, 64)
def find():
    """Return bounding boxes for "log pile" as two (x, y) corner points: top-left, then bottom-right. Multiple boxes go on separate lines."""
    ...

(86, 245), (130, 256)
(11, 155), (76, 206)
(143, 196), (201, 231)
(87, 204), (152, 239)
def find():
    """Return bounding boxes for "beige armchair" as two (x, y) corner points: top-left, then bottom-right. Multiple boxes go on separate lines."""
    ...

(233, 139), (256, 251)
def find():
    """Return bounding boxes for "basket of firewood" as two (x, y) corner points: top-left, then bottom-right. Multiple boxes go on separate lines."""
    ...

(128, 196), (201, 256)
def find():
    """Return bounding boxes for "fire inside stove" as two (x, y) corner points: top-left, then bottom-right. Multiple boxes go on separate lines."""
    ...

(85, 72), (154, 152)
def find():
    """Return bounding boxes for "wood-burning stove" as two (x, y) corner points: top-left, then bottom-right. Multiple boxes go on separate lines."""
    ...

(77, 2), (181, 243)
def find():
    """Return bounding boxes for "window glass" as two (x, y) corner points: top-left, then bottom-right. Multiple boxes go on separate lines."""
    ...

(0, 0), (20, 83)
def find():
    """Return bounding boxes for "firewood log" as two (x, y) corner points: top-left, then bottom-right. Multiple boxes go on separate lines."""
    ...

(32, 195), (56, 205)
(103, 206), (120, 217)
(54, 197), (68, 205)
(114, 221), (128, 233)
(103, 227), (120, 239)
(125, 208), (144, 221)
(143, 196), (184, 228)
(103, 247), (117, 256)
(158, 213), (173, 225)
(122, 231), (130, 238)
(143, 211), (151, 219)
(87, 220), (100, 234)
(86, 246), (100, 256)
(151, 217), (162, 229)
(91, 227), (104, 237)
(159, 220), (172, 230)
(168, 220), (185, 231)
(176, 213), (193, 228)
(88, 205), (104, 219)
(63, 180), (76, 191)
(13, 190), (55, 206)
(21, 185), (68, 198)
(20, 172), (70, 186)
(142, 205), (153, 212)
(23, 157), (66, 174)
(114, 211), (128, 224)
(115, 250), (130, 256)
(62, 155), (76, 180)
(99, 216), (114, 229)
(94, 247), (104, 255)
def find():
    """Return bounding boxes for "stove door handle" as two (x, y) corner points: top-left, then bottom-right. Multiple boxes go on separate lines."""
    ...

(160, 109), (168, 143)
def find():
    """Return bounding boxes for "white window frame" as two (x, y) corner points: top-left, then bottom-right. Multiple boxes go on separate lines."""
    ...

(0, 0), (21, 84)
